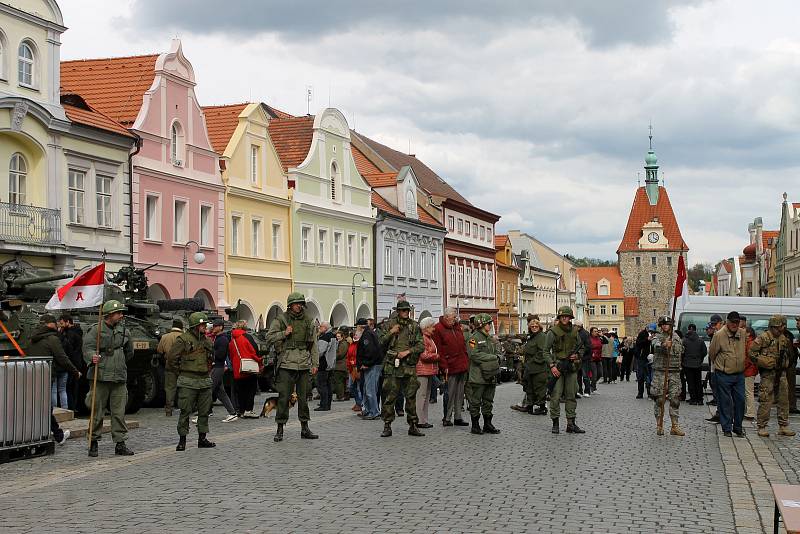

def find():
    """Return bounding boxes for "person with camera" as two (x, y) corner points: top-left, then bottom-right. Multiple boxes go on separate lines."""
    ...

(750, 315), (795, 438)
(651, 316), (684, 436)
(465, 313), (501, 435)
(545, 306), (584, 434)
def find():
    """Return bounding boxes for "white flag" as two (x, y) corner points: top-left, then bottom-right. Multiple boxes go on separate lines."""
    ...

(46, 263), (105, 310)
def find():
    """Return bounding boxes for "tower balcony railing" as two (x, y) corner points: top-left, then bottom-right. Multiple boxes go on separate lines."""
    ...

(0, 202), (62, 246)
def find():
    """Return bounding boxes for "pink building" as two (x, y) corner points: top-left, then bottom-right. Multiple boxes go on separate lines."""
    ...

(61, 40), (224, 307)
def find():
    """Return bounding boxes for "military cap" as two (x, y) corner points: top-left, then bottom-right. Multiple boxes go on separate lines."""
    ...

(769, 315), (784, 328)
(188, 312), (208, 328)
(395, 300), (412, 311)
(355, 318), (368, 326)
(101, 300), (127, 315)
(171, 318), (184, 329)
(286, 292), (306, 307)
(475, 313), (493, 327)
(556, 306), (574, 318)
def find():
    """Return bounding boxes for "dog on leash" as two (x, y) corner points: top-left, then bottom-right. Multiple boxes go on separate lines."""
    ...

(260, 392), (296, 418)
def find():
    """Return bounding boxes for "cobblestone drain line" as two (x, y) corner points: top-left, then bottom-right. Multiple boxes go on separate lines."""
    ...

(0, 410), (351, 497)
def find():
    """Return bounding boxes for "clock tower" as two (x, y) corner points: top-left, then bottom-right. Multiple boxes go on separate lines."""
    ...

(617, 132), (689, 335)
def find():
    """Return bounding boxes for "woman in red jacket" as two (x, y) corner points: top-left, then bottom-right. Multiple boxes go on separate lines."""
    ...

(229, 321), (263, 418)
(416, 317), (440, 428)
(589, 327), (606, 393)
(432, 308), (469, 427)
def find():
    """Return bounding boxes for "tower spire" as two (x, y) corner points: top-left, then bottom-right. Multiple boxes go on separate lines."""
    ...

(644, 124), (659, 205)
(648, 121), (653, 150)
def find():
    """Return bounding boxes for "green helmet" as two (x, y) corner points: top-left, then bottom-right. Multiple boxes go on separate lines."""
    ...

(769, 315), (783, 328)
(286, 292), (306, 307)
(557, 306), (574, 319)
(188, 312), (208, 328)
(101, 300), (127, 315)
(475, 313), (493, 327)
(395, 300), (412, 311)
(657, 315), (673, 327)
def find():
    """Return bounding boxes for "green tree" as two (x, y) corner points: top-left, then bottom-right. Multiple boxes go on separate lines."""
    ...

(564, 254), (618, 267)
(687, 263), (714, 292)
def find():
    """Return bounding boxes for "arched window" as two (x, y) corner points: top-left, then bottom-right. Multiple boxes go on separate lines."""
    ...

(9, 153), (27, 204)
(170, 121), (184, 165)
(17, 41), (34, 87)
(330, 162), (338, 201)
(405, 189), (417, 218)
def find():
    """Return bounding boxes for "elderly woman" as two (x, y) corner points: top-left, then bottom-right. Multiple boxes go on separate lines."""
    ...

(415, 317), (440, 429)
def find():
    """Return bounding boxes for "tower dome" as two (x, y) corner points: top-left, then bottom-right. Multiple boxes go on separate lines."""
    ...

(645, 149), (658, 167)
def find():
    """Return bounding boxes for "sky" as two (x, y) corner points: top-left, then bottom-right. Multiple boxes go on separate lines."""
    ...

(58, 0), (800, 265)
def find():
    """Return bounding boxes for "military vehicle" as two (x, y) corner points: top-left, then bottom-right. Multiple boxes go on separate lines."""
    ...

(498, 334), (525, 383)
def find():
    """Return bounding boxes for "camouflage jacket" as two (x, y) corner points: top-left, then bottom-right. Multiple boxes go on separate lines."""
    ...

(83, 320), (133, 383)
(749, 330), (790, 371)
(651, 331), (683, 372)
(523, 330), (548, 374)
(168, 329), (213, 389)
(544, 322), (583, 367)
(467, 329), (500, 385)
(380, 317), (423, 377)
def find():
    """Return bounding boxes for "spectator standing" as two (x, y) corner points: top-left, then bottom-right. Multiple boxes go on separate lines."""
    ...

(157, 319), (184, 417)
(575, 321), (593, 396)
(589, 328), (605, 392)
(355, 318), (383, 419)
(743, 326), (758, 421)
(601, 331), (615, 384)
(706, 315), (725, 420)
(620, 336), (634, 382)
(415, 317), (439, 428)
(346, 329), (362, 412)
(315, 322), (337, 411)
(57, 313), (84, 411)
(635, 325), (654, 399)
(229, 322), (263, 418)
(432, 307), (470, 427)
(208, 319), (238, 423)
(708, 311), (747, 438)
(333, 328), (349, 401)
(682, 324), (707, 405)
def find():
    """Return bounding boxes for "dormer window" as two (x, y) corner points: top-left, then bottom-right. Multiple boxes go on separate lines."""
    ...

(170, 121), (185, 166)
(405, 189), (417, 218)
(17, 41), (34, 87)
(598, 283), (609, 296)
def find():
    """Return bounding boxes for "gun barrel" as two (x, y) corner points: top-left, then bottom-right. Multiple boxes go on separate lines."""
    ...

(13, 273), (72, 286)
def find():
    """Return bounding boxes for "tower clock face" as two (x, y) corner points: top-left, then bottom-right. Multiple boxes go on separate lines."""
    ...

(647, 232), (659, 243)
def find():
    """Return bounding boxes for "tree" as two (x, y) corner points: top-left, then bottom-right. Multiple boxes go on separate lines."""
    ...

(687, 263), (714, 292)
(564, 254), (618, 267)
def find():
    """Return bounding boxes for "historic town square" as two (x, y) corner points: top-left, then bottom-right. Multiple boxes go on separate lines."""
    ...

(2, 1), (800, 533)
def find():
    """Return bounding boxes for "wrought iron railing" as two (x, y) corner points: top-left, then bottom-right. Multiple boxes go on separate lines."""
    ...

(0, 202), (62, 245)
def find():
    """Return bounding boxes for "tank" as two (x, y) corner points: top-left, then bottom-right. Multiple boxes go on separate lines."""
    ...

(498, 334), (525, 383)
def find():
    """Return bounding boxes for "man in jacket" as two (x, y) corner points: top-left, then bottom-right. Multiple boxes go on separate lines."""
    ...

(708, 311), (747, 437)
(432, 307), (469, 427)
(682, 324), (707, 405)
(466, 313), (500, 435)
(575, 321), (592, 397)
(157, 318), (183, 417)
(750, 315), (795, 437)
(83, 300), (134, 457)
(58, 313), (83, 411)
(315, 322), (337, 412)
(356, 318), (383, 419)
(652, 316), (685, 436)
(545, 306), (585, 434)
(379, 300), (424, 437)
(635, 325), (654, 399)
(266, 292), (318, 442)
(208, 319), (238, 422)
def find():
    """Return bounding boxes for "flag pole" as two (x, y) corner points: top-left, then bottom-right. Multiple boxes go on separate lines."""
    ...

(87, 254), (107, 446)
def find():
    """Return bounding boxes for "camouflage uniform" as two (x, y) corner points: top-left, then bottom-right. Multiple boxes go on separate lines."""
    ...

(545, 309), (584, 431)
(466, 326), (500, 417)
(168, 322), (214, 439)
(651, 327), (684, 435)
(380, 309), (424, 427)
(750, 317), (795, 436)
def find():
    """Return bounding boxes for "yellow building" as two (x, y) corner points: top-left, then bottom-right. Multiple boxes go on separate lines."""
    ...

(495, 235), (520, 334)
(577, 266), (626, 336)
(203, 103), (291, 327)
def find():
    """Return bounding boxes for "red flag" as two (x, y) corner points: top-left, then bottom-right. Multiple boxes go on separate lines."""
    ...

(674, 254), (687, 297)
(46, 263), (105, 310)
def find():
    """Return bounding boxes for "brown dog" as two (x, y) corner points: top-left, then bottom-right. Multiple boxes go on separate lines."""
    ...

(260, 392), (296, 418)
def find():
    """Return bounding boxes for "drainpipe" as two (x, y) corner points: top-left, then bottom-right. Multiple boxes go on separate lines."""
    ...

(372, 216), (378, 320)
(288, 184), (294, 292)
(220, 159), (229, 309)
(127, 134), (142, 266)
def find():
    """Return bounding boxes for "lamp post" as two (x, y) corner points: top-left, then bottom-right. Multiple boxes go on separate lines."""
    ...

(352, 272), (369, 323)
(554, 266), (561, 326)
(183, 240), (206, 299)
(456, 295), (470, 320)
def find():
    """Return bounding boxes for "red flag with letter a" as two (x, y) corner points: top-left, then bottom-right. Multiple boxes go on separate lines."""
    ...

(674, 254), (688, 297)
(46, 263), (105, 310)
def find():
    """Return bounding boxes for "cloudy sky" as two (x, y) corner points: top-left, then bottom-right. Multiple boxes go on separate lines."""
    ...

(60, 0), (800, 264)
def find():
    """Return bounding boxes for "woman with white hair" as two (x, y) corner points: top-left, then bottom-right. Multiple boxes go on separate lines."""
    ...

(415, 316), (440, 428)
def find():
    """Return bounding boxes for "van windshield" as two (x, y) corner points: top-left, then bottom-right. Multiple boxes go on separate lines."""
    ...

(677, 313), (799, 342)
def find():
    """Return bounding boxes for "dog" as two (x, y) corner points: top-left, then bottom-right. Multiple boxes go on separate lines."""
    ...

(260, 391), (295, 418)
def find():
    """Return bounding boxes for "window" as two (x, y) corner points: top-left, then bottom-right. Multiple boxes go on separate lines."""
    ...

(231, 215), (242, 255)
(588, 305), (595, 316)
(333, 231), (343, 266)
(667, 256), (673, 267)
(598, 283), (609, 296)
(200, 205), (212, 246)
(488, 270), (494, 296)
(17, 41), (33, 87)
(9, 152), (26, 204)
(465, 222), (470, 236)
(405, 190), (417, 218)
(600, 305), (607, 315)
(651, 273), (657, 284)
(465, 265), (472, 295)
(398, 248), (406, 277)
(410, 249), (416, 278)
(170, 122), (184, 165)
(420, 252), (427, 279)
(479, 265), (485, 296)
(635, 256), (641, 266)
(651, 256), (657, 266)
(457, 219), (464, 234)
(250, 218), (262, 257)
(611, 304), (618, 315)
(96, 175), (113, 228)
(360, 236), (369, 268)
(449, 264), (456, 294)
(173, 199), (187, 243)
(458, 265), (464, 293)
(500, 282), (505, 304)
(480, 226), (485, 240)
(487, 227), (492, 242)
(272, 222), (281, 259)
(145, 194), (159, 240)
(250, 145), (259, 183)
(448, 216), (454, 231)
(430, 252), (437, 282)
(330, 162), (338, 201)
(347, 234), (356, 266)
(318, 228), (328, 263)
(301, 226), (312, 262)
(653, 308), (657, 318)
(68, 170), (85, 224)
(384, 246), (393, 276)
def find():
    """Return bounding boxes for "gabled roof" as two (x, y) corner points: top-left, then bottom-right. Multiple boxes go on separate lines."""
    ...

(576, 266), (624, 300)
(371, 191), (445, 229)
(202, 103), (250, 154)
(60, 54), (158, 126)
(494, 234), (509, 248)
(362, 173), (397, 188)
(720, 259), (733, 273)
(617, 186), (688, 253)
(267, 116), (314, 172)
(352, 145), (382, 176)
(60, 94), (134, 138)
(263, 104), (293, 120)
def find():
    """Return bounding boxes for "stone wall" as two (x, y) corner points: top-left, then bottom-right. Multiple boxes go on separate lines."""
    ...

(620, 250), (686, 335)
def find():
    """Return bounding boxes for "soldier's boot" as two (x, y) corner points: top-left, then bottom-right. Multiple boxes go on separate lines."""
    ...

(533, 405), (548, 415)
(525, 405), (534, 414)
(408, 423), (425, 437)
(646, 384), (652, 398)
(88, 440), (98, 457)
(670, 416), (685, 437)
(483, 415), (500, 434)
(470, 416), (483, 435)
(274, 424), (284, 442)
(551, 417), (560, 434)
(757, 427), (770, 437)
(300, 422), (319, 439)
(114, 441), (134, 456)
(175, 436), (186, 451)
(380, 423), (392, 437)
(779, 426), (796, 437)
(566, 418), (585, 434)
(198, 433), (216, 448)
(165, 407), (173, 417)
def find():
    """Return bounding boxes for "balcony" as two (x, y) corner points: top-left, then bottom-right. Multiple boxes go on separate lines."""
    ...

(0, 202), (62, 246)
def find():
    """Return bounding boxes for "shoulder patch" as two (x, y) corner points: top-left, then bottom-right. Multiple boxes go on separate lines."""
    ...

(469, 338), (477, 349)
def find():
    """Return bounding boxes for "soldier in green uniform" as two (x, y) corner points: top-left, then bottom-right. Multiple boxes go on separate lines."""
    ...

(466, 313), (501, 435)
(83, 300), (134, 457)
(266, 292), (318, 443)
(380, 300), (425, 437)
(545, 306), (585, 434)
(168, 312), (216, 451)
(651, 316), (685, 436)
(750, 315), (796, 438)
(523, 317), (549, 415)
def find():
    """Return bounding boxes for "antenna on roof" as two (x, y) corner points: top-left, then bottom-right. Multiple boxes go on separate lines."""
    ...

(305, 85), (313, 116)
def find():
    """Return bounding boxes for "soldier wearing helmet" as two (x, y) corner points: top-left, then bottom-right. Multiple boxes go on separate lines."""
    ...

(651, 315), (685, 437)
(83, 300), (134, 458)
(168, 311), (216, 451)
(749, 314), (795, 438)
(266, 292), (319, 442)
(465, 313), (501, 435)
(545, 306), (585, 434)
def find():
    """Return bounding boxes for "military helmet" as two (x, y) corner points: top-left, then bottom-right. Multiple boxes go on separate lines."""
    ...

(556, 306), (574, 319)
(657, 316), (674, 326)
(395, 300), (412, 311)
(769, 315), (784, 328)
(475, 313), (493, 327)
(188, 312), (209, 328)
(286, 292), (306, 307)
(101, 300), (127, 315)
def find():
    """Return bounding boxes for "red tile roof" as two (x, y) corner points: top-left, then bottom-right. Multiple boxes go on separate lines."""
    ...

(618, 186), (688, 253)
(762, 230), (779, 249)
(264, 104), (293, 119)
(202, 103), (249, 154)
(494, 234), (509, 248)
(362, 172), (397, 188)
(60, 54), (158, 126)
(418, 205), (444, 227)
(624, 296), (639, 317)
(372, 191), (403, 217)
(721, 259), (733, 273)
(793, 203), (800, 209)
(268, 116), (314, 172)
(352, 145), (382, 176)
(577, 267), (624, 300)
(61, 100), (134, 138)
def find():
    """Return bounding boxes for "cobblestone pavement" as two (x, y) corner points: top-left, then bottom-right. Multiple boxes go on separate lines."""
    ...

(1, 380), (739, 533)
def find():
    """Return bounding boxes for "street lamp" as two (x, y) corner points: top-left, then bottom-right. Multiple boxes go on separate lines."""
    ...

(352, 272), (369, 323)
(456, 296), (470, 319)
(554, 266), (561, 322)
(183, 240), (206, 299)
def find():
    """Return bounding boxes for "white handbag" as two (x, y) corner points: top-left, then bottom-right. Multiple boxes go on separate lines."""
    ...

(233, 337), (260, 374)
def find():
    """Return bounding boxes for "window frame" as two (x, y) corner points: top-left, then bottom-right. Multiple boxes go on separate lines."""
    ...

(8, 152), (26, 205)
(271, 221), (282, 260)
(447, 216), (454, 232)
(231, 214), (242, 256)
(333, 231), (344, 266)
(347, 233), (357, 267)
(397, 247), (406, 278)
(251, 217), (263, 258)
(96, 174), (113, 228)
(172, 197), (189, 245)
(170, 120), (185, 166)
(384, 245), (393, 276)
(17, 40), (34, 88)
(611, 304), (618, 315)
(317, 227), (329, 264)
(360, 235), (370, 268)
(199, 203), (213, 247)
(250, 144), (259, 184)
(301, 225), (313, 262)
(144, 192), (161, 241)
(68, 169), (86, 225)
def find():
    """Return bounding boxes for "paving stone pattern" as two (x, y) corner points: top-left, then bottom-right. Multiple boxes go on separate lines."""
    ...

(1, 381), (738, 533)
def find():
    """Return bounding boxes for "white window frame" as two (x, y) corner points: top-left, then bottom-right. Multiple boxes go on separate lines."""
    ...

(0, 31), (7, 81)
(9, 152), (26, 205)
(144, 193), (161, 241)
(487, 227), (493, 243)
(465, 220), (471, 237)
(360, 235), (370, 268)
(420, 251), (427, 280)
(347, 233), (357, 267)
(600, 304), (607, 315)
(231, 214), (242, 256)
(409, 249), (416, 279)
(449, 263), (456, 294)
(457, 219), (464, 234)
(301, 225), (313, 262)
(318, 227), (329, 264)
(384, 245), (393, 276)
(251, 217), (262, 258)
(465, 265), (472, 296)
(17, 40), (34, 88)
(448, 216), (454, 232)
(480, 226), (485, 240)
(271, 221), (282, 260)
(333, 231), (344, 266)
(250, 145), (259, 184)
(68, 169), (86, 224)
(405, 189), (417, 218)
(199, 204), (213, 247)
(611, 304), (618, 315)
(170, 120), (185, 166)
(473, 223), (478, 238)
(398, 247), (406, 277)
(430, 251), (437, 282)
(172, 198), (188, 244)
(458, 264), (464, 294)
(96, 175), (113, 228)
(588, 305), (595, 316)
